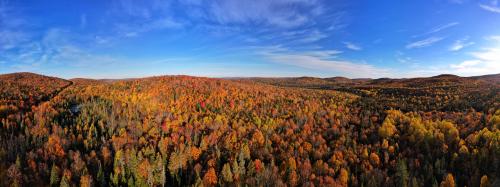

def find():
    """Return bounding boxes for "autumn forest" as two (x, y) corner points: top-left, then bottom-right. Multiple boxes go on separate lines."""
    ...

(0, 72), (498, 187)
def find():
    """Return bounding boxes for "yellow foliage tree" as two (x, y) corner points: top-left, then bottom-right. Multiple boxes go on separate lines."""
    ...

(339, 168), (349, 186)
(440, 173), (455, 187)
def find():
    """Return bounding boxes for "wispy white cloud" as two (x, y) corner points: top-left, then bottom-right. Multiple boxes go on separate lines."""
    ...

(277, 29), (329, 44)
(303, 50), (343, 58)
(470, 47), (500, 62)
(207, 0), (319, 28)
(488, 35), (500, 41)
(412, 22), (459, 38)
(447, 55), (500, 75)
(326, 12), (348, 31)
(109, 0), (183, 38)
(408, 37), (500, 76)
(176, 0), (323, 29)
(450, 60), (481, 69)
(0, 30), (29, 50)
(479, 1), (500, 13)
(426, 22), (459, 35)
(111, 0), (172, 19)
(256, 46), (391, 77)
(301, 30), (327, 43)
(0, 1), (31, 51)
(395, 51), (420, 68)
(449, 37), (474, 51)
(406, 37), (444, 49)
(114, 17), (183, 38)
(344, 42), (362, 51)
(0, 27), (169, 78)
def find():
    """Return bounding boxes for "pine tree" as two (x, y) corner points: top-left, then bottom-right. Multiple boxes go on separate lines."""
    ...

(50, 164), (60, 186)
(432, 177), (439, 187)
(128, 176), (135, 187)
(15, 156), (21, 170)
(97, 163), (105, 186)
(410, 177), (419, 187)
(59, 176), (70, 187)
(395, 159), (409, 187)
(111, 173), (119, 186)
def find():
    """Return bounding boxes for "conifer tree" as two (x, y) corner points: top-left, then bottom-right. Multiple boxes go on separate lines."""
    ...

(396, 159), (409, 187)
(50, 164), (60, 186)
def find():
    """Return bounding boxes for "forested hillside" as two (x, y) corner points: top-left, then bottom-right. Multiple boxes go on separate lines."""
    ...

(0, 73), (498, 187)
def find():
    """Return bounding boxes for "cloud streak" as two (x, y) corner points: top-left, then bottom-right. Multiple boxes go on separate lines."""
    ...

(406, 37), (444, 49)
(0, 1), (31, 51)
(257, 46), (390, 77)
(409, 37), (500, 76)
(426, 22), (459, 35)
(344, 42), (362, 51)
(412, 22), (459, 38)
(109, 0), (183, 38)
(479, 3), (500, 13)
(207, 0), (320, 28)
(0, 27), (171, 78)
(449, 37), (474, 51)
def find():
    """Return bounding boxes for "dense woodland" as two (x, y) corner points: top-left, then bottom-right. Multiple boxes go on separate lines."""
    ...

(0, 72), (499, 187)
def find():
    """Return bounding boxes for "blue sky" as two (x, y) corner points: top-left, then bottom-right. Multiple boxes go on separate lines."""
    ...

(0, 0), (499, 78)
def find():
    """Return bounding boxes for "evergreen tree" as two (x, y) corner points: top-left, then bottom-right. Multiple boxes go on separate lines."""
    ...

(128, 176), (135, 187)
(59, 176), (70, 187)
(97, 163), (106, 186)
(50, 164), (60, 186)
(111, 173), (119, 186)
(395, 159), (409, 187)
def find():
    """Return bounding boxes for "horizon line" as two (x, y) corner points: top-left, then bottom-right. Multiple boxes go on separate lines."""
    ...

(1, 71), (498, 81)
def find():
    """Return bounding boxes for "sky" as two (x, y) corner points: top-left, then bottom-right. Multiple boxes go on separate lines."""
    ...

(0, 0), (499, 79)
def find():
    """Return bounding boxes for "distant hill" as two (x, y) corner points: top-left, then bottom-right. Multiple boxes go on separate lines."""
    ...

(471, 73), (500, 83)
(242, 73), (499, 89)
(365, 74), (499, 88)
(0, 72), (71, 104)
(2, 72), (499, 90)
(431, 74), (461, 79)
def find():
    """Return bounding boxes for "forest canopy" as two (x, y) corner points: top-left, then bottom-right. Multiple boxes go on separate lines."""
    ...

(0, 73), (498, 187)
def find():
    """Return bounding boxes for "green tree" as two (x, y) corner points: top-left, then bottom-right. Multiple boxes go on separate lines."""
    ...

(97, 163), (105, 186)
(128, 176), (135, 187)
(395, 159), (409, 187)
(50, 164), (60, 186)
(59, 176), (70, 187)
